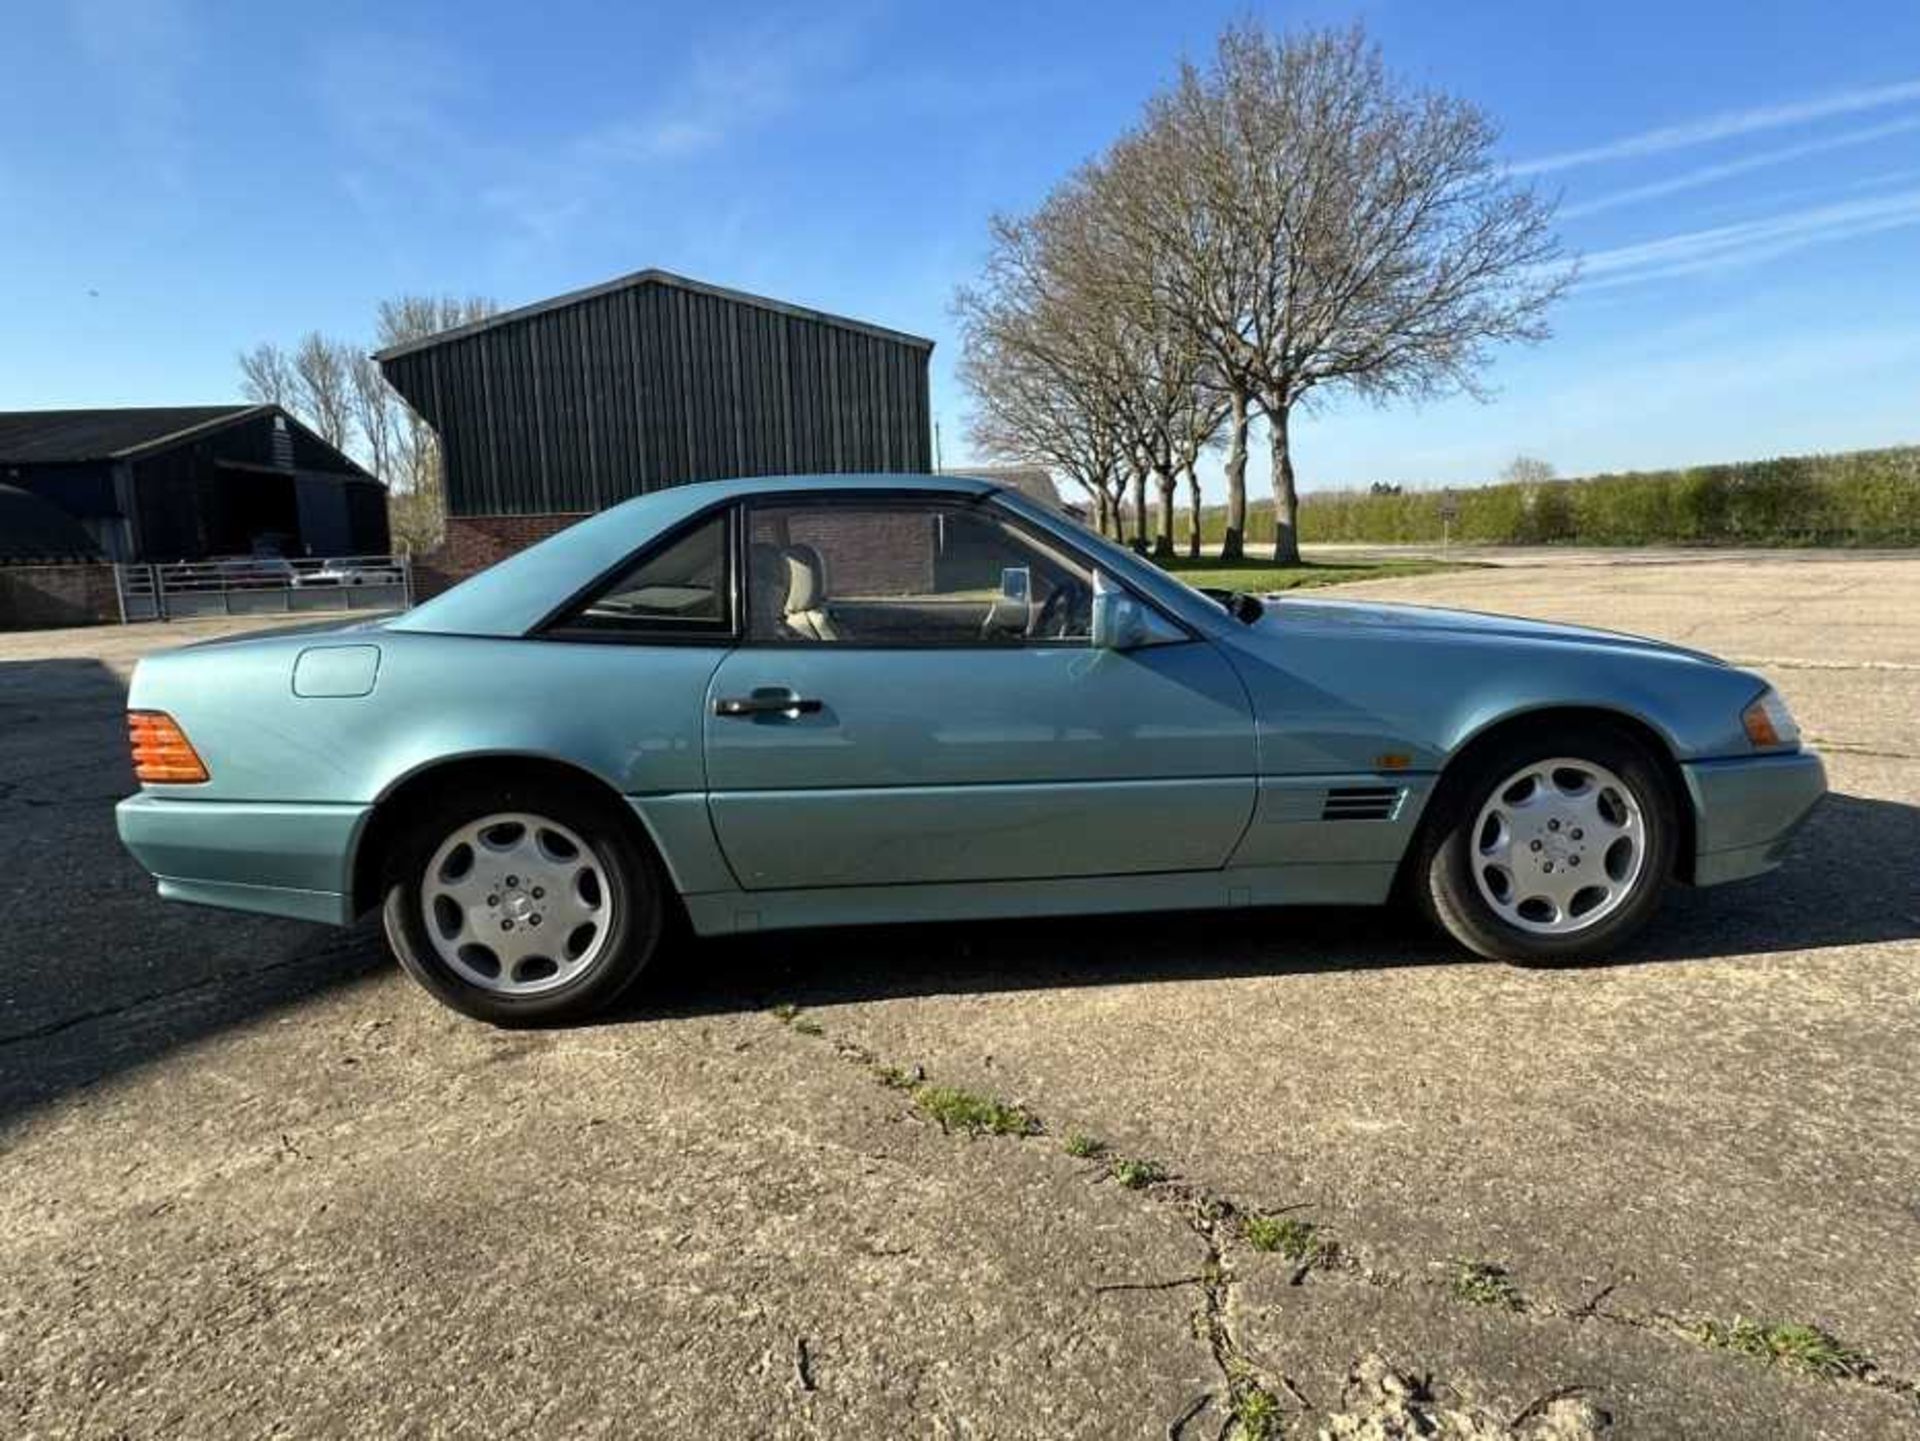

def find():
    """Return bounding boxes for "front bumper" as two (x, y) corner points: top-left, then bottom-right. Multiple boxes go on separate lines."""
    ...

(116, 793), (369, 925)
(1682, 749), (1827, 887)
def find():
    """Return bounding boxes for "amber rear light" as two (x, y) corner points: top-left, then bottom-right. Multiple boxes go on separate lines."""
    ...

(129, 710), (209, 784)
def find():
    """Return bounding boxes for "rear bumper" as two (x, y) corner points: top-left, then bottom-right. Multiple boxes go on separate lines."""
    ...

(116, 793), (368, 925)
(1682, 750), (1827, 887)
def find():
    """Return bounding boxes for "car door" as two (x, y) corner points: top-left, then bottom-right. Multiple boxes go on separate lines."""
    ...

(702, 492), (1257, 891)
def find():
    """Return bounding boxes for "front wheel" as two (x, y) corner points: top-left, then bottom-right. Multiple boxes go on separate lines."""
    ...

(1418, 729), (1678, 964)
(382, 780), (663, 1024)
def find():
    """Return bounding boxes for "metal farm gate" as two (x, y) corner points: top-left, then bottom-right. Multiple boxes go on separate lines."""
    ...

(114, 555), (412, 623)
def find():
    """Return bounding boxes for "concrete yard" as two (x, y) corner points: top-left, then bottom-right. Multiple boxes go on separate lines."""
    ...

(2, 554), (1916, 1438)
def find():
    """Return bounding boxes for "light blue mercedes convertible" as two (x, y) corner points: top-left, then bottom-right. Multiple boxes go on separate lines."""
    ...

(117, 474), (1825, 1023)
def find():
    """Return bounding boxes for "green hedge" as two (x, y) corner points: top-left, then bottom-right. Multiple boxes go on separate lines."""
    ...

(1197, 445), (1920, 547)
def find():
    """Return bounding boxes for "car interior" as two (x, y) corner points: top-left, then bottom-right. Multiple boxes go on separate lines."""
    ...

(562, 498), (1100, 644)
(745, 502), (1094, 645)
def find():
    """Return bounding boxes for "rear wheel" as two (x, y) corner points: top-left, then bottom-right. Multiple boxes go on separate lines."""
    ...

(381, 779), (663, 1024)
(1418, 727), (1678, 964)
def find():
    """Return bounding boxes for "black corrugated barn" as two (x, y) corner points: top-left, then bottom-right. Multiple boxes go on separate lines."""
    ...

(0, 405), (388, 563)
(375, 270), (933, 575)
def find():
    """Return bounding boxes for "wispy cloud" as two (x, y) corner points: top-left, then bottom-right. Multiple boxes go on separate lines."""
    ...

(1512, 77), (1920, 176)
(1542, 324), (1920, 440)
(1562, 115), (1920, 218)
(1576, 187), (1920, 289)
(314, 9), (878, 256)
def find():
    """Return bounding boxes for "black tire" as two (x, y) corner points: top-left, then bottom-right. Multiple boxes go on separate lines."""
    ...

(380, 776), (664, 1025)
(1415, 724), (1678, 964)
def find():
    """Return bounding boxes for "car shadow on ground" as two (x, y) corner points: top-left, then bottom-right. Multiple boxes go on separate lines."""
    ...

(635, 790), (1920, 1021)
(0, 655), (389, 1130)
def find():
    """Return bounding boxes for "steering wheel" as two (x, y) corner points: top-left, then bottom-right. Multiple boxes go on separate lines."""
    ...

(1028, 578), (1091, 639)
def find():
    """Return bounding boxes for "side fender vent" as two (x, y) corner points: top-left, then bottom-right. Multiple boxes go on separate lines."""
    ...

(1321, 785), (1405, 822)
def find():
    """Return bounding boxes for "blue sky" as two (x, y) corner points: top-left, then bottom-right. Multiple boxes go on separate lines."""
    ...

(4, 0), (1919, 501)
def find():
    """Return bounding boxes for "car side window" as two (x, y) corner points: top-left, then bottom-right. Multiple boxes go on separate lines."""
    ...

(552, 513), (731, 637)
(744, 500), (1094, 646)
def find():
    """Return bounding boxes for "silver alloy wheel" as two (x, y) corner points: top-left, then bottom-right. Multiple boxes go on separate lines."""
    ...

(1470, 758), (1648, 936)
(420, 811), (614, 996)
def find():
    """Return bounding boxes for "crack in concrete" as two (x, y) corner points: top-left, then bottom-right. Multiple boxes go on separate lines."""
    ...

(1180, 1188), (1307, 1438)
(774, 1008), (1920, 1429)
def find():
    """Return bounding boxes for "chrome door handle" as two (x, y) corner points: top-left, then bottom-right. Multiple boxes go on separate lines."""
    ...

(713, 689), (823, 718)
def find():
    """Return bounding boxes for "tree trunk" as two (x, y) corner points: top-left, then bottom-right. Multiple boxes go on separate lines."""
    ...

(1153, 473), (1176, 559)
(1130, 469), (1148, 554)
(1186, 469), (1203, 559)
(1222, 388), (1250, 562)
(1267, 404), (1302, 566)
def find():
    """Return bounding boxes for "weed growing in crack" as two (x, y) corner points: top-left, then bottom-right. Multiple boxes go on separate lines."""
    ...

(768, 1003), (824, 1037)
(913, 1085), (1037, 1137)
(1111, 1156), (1169, 1190)
(1694, 1318), (1870, 1379)
(1230, 1382), (1282, 1440)
(1450, 1260), (1522, 1309)
(1245, 1214), (1325, 1263)
(760, 1008), (1908, 1404)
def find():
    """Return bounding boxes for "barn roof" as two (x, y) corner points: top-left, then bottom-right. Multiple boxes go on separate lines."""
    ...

(372, 269), (936, 363)
(944, 465), (1065, 509)
(0, 405), (267, 464)
(0, 484), (103, 563)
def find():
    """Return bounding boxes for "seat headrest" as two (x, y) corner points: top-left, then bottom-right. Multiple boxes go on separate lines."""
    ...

(783, 544), (827, 613)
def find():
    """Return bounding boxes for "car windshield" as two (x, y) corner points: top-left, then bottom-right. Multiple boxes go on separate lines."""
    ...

(1045, 508), (1266, 624)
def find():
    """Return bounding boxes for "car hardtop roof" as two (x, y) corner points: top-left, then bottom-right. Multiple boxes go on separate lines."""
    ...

(659, 472), (996, 502)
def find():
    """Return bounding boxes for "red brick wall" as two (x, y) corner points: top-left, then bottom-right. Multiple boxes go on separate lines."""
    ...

(412, 513), (593, 599)
(748, 507), (936, 596)
(0, 564), (122, 631)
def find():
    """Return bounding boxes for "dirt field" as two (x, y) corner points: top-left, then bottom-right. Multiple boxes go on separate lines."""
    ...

(2, 556), (1916, 1438)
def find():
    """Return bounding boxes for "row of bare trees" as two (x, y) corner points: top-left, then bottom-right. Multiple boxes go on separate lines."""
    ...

(238, 297), (495, 553)
(957, 23), (1569, 564)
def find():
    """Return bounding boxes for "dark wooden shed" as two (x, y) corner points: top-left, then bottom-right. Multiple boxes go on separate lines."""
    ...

(0, 405), (388, 563)
(374, 270), (935, 527)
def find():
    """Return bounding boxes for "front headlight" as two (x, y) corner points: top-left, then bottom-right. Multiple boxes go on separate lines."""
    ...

(1741, 689), (1801, 749)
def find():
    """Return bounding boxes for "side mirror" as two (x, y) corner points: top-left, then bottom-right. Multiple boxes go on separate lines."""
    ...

(999, 566), (1031, 606)
(1089, 569), (1151, 650)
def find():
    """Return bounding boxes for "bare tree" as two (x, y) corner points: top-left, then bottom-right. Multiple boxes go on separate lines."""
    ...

(960, 325), (1128, 537)
(237, 342), (297, 410)
(237, 295), (496, 555)
(291, 333), (355, 449)
(349, 354), (398, 490)
(1098, 92), (1264, 559)
(1005, 168), (1226, 559)
(956, 196), (1141, 542)
(1188, 23), (1569, 562)
(957, 22), (1563, 569)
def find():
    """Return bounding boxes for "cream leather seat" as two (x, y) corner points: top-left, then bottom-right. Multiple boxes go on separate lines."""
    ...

(782, 544), (841, 642)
